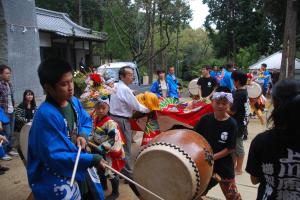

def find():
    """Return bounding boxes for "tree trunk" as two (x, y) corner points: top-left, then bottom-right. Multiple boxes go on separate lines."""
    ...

(227, 0), (236, 63)
(78, 0), (82, 25)
(148, 1), (156, 84)
(159, 11), (164, 69)
(280, 0), (298, 80)
(175, 23), (179, 76)
(99, 5), (104, 31)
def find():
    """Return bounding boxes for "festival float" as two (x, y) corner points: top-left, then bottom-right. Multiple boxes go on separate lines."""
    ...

(76, 71), (214, 146)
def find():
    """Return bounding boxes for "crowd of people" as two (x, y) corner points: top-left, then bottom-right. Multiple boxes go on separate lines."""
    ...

(0, 59), (299, 200)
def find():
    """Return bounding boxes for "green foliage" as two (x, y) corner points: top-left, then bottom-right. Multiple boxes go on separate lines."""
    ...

(73, 72), (87, 98)
(201, 57), (227, 68)
(164, 28), (213, 80)
(235, 44), (260, 70)
(203, 0), (283, 60)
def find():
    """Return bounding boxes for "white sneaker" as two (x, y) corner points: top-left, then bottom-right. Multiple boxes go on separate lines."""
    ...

(1, 154), (12, 161)
(8, 150), (19, 156)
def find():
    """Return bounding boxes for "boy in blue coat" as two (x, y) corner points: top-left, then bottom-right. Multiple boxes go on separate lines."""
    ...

(27, 59), (106, 200)
(166, 66), (179, 99)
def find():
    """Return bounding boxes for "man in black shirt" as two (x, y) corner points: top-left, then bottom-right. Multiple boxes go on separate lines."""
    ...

(194, 86), (241, 199)
(197, 65), (217, 98)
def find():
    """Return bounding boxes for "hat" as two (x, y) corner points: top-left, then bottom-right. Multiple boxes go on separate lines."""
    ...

(96, 96), (110, 107)
(106, 78), (115, 84)
(212, 92), (233, 103)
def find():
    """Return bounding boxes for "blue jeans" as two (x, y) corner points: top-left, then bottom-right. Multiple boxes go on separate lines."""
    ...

(3, 112), (15, 152)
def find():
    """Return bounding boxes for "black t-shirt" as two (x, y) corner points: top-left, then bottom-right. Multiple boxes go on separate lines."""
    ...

(231, 88), (249, 135)
(194, 113), (237, 179)
(246, 129), (300, 200)
(197, 77), (217, 97)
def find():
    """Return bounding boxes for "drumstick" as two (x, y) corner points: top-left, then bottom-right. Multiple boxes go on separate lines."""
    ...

(70, 145), (82, 187)
(103, 163), (165, 200)
(88, 141), (99, 149)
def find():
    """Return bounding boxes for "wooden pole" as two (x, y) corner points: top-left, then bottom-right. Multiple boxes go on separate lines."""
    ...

(70, 146), (82, 187)
(104, 164), (165, 200)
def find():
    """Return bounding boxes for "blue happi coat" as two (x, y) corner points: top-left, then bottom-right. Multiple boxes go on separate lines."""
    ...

(151, 79), (174, 98)
(27, 97), (104, 200)
(166, 73), (179, 98)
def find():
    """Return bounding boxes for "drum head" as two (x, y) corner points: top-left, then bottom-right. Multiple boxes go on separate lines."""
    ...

(188, 78), (199, 96)
(19, 122), (32, 162)
(247, 82), (262, 98)
(134, 144), (198, 200)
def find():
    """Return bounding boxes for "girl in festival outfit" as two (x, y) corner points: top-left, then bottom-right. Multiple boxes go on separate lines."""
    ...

(246, 79), (300, 199)
(15, 90), (37, 132)
(91, 96), (125, 200)
(247, 73), (266, 125)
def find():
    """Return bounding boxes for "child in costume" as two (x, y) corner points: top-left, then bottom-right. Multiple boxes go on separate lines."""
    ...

(91, 96), (125, 200)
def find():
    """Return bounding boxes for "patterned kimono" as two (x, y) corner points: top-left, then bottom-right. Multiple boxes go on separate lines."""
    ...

(92, 115), (125, 176)
(27, 97), (104, 200)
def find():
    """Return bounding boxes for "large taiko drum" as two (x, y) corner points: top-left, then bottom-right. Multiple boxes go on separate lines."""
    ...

(19, 122), (32, 162)
(247, 81), (262, 98)
(188, 78), (200, 99)
(133, 129), (214, 200)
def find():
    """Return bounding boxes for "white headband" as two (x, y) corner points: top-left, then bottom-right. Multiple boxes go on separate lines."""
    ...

(106, 78), (115, 84)
(212, 92), (233, 103)
(96, 97), (110, 107)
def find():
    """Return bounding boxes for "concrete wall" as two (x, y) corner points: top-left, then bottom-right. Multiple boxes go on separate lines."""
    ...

(0, 2), (8, 64)
(0, 0), (43, 103)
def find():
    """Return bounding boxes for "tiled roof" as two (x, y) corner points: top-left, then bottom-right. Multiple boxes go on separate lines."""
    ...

(36, 7), (108, 41)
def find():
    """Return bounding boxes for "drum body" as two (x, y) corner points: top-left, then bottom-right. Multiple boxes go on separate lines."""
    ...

(133, 129), (214, 200)
(247, 81), (262, 98)
(188, 78), (200, 100)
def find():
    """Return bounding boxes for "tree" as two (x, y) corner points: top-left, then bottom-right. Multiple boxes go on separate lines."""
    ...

(170, 28), (213, 80)
(280, 0), (299, 79)
(203, 0), (281, 61)
(235, 44), (260, 69)
(36, 0), (194, 81)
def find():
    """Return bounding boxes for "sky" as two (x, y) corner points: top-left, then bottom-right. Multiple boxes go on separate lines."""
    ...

(188, 0), (209, 29)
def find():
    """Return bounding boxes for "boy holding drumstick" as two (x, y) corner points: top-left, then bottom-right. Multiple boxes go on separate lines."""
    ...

(194, 86), (241, 200)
